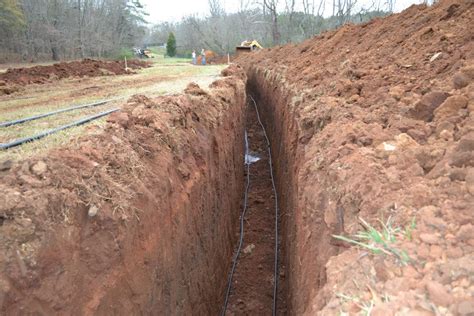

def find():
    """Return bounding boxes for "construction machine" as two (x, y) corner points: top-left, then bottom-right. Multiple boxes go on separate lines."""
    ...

(236, 40), (263, 54)
(134, 48), (153, 58)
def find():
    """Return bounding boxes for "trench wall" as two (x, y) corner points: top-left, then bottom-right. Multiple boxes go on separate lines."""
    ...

(0, 66), (247, 314)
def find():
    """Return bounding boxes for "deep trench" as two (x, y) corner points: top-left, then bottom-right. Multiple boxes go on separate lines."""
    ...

(2, 68), (332, 315)
(221, 91), (288, 315)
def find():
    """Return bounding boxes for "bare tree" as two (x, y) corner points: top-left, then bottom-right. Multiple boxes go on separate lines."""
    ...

(385, 0), (396, 12)
(264, 0), (281, 44)
(208, 0), (224, 18)
(2, 0), (147, 61)
(1, 0), (395, 62)
(333, 0), (358, 26)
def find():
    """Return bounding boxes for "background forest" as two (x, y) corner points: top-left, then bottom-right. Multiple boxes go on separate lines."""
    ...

(1, 0), (433, 61)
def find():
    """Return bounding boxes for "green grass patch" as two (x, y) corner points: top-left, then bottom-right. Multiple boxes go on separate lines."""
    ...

(333, 217), (411, 265)
(148, 46), (166, 55)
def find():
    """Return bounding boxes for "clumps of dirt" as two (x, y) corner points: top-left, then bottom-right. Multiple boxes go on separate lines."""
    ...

(0, 65), (247, 314)
(221, 64), (246, 80)
(238, 0), (473, 314)
(0, 59), (151, 95)
(184, 82), (208, 96)
(0, 80), (20, 95)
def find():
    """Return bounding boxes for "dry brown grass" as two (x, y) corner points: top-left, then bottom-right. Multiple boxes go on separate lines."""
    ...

(0, 60), (225, 161)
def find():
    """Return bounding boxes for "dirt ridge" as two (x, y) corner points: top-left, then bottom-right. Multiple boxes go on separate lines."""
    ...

(0, 59), (151, 95)
(240, 0), (473, 314)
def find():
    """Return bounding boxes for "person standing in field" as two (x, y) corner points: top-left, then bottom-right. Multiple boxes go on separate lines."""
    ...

(201, 49), (206, 65)
(192, 50), (196, 65)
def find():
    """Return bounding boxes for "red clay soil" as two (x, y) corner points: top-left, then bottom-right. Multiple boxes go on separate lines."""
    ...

(225, 100), (287, 315)
(0, 58), (150, 94)
(0, 66), (246, 314)
(238, 0), (473, 314)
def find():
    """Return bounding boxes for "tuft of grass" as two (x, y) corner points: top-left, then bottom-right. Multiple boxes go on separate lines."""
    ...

(333, 217), (411, 264)
(404, 216), (417, 241)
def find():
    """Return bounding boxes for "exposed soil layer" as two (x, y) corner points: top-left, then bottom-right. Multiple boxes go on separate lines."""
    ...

(0, 59), (150, 95)
(238, 0), (473, 314)
(0, 65), (246, 314)
(225, 99), (287, 315)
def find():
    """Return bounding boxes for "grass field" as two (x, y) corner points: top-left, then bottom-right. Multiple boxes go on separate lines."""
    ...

(0, 56), (226, 161)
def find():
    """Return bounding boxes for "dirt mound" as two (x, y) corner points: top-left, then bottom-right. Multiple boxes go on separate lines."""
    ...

(0, 66), (247, 314)
(238, 0), (473, 314)
(0, 59), (150, 93)
(196, 50), (217, 64)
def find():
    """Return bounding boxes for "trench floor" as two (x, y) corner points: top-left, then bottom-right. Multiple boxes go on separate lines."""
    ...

(225, 100), (287, 315)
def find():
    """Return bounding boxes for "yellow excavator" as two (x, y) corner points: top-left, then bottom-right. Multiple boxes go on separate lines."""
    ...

(236, 40), (263, 54)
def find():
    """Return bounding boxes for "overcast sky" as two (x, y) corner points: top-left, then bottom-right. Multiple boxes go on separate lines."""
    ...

(140, 0), (428, 24)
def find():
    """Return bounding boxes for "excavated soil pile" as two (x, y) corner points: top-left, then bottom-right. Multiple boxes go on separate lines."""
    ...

(238, 0), (473, 314)
(0, 59), (150, 95)
(0, 65), (246, 314)
(197, 50), (218, 65)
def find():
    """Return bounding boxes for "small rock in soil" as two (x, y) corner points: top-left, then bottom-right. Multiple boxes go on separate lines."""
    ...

(448, 168), (467, 181)
(435, 120), (454, 136)
(450, 151), (474, 168)
(31, 161), (47, 176)
(419, 233), (440, 244)
(439, 129), (454, 141)
(434, 95), (468, 121)
(429, 52), (442, 62)
(456, 135), (474, 153)
(88, 205), (99, 217)
(456, 224), (473, 242)
(0, 160), (13, 171)
(409, 91), (450, 121)
(426, 281), (453, 307)
(243, 243), (255, 254)
(461, 65), (474, 79)
(457, 300), (474, 316)
(446, 247), (463, 258)
(453, 72), (470, 89)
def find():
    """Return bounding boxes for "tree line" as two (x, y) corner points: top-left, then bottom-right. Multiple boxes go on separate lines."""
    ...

(145, 0), (398, 56)
(0, 0), (147, 62)
(1, 0), (433, 62)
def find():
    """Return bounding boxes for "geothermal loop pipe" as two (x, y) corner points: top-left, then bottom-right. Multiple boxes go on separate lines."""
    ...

(0, 108), (119, 150)
(221, 130), (252, 316)
(251, 95), (280, 316)
(0, 97), (124, 128)
(220, 96), (280, 316)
